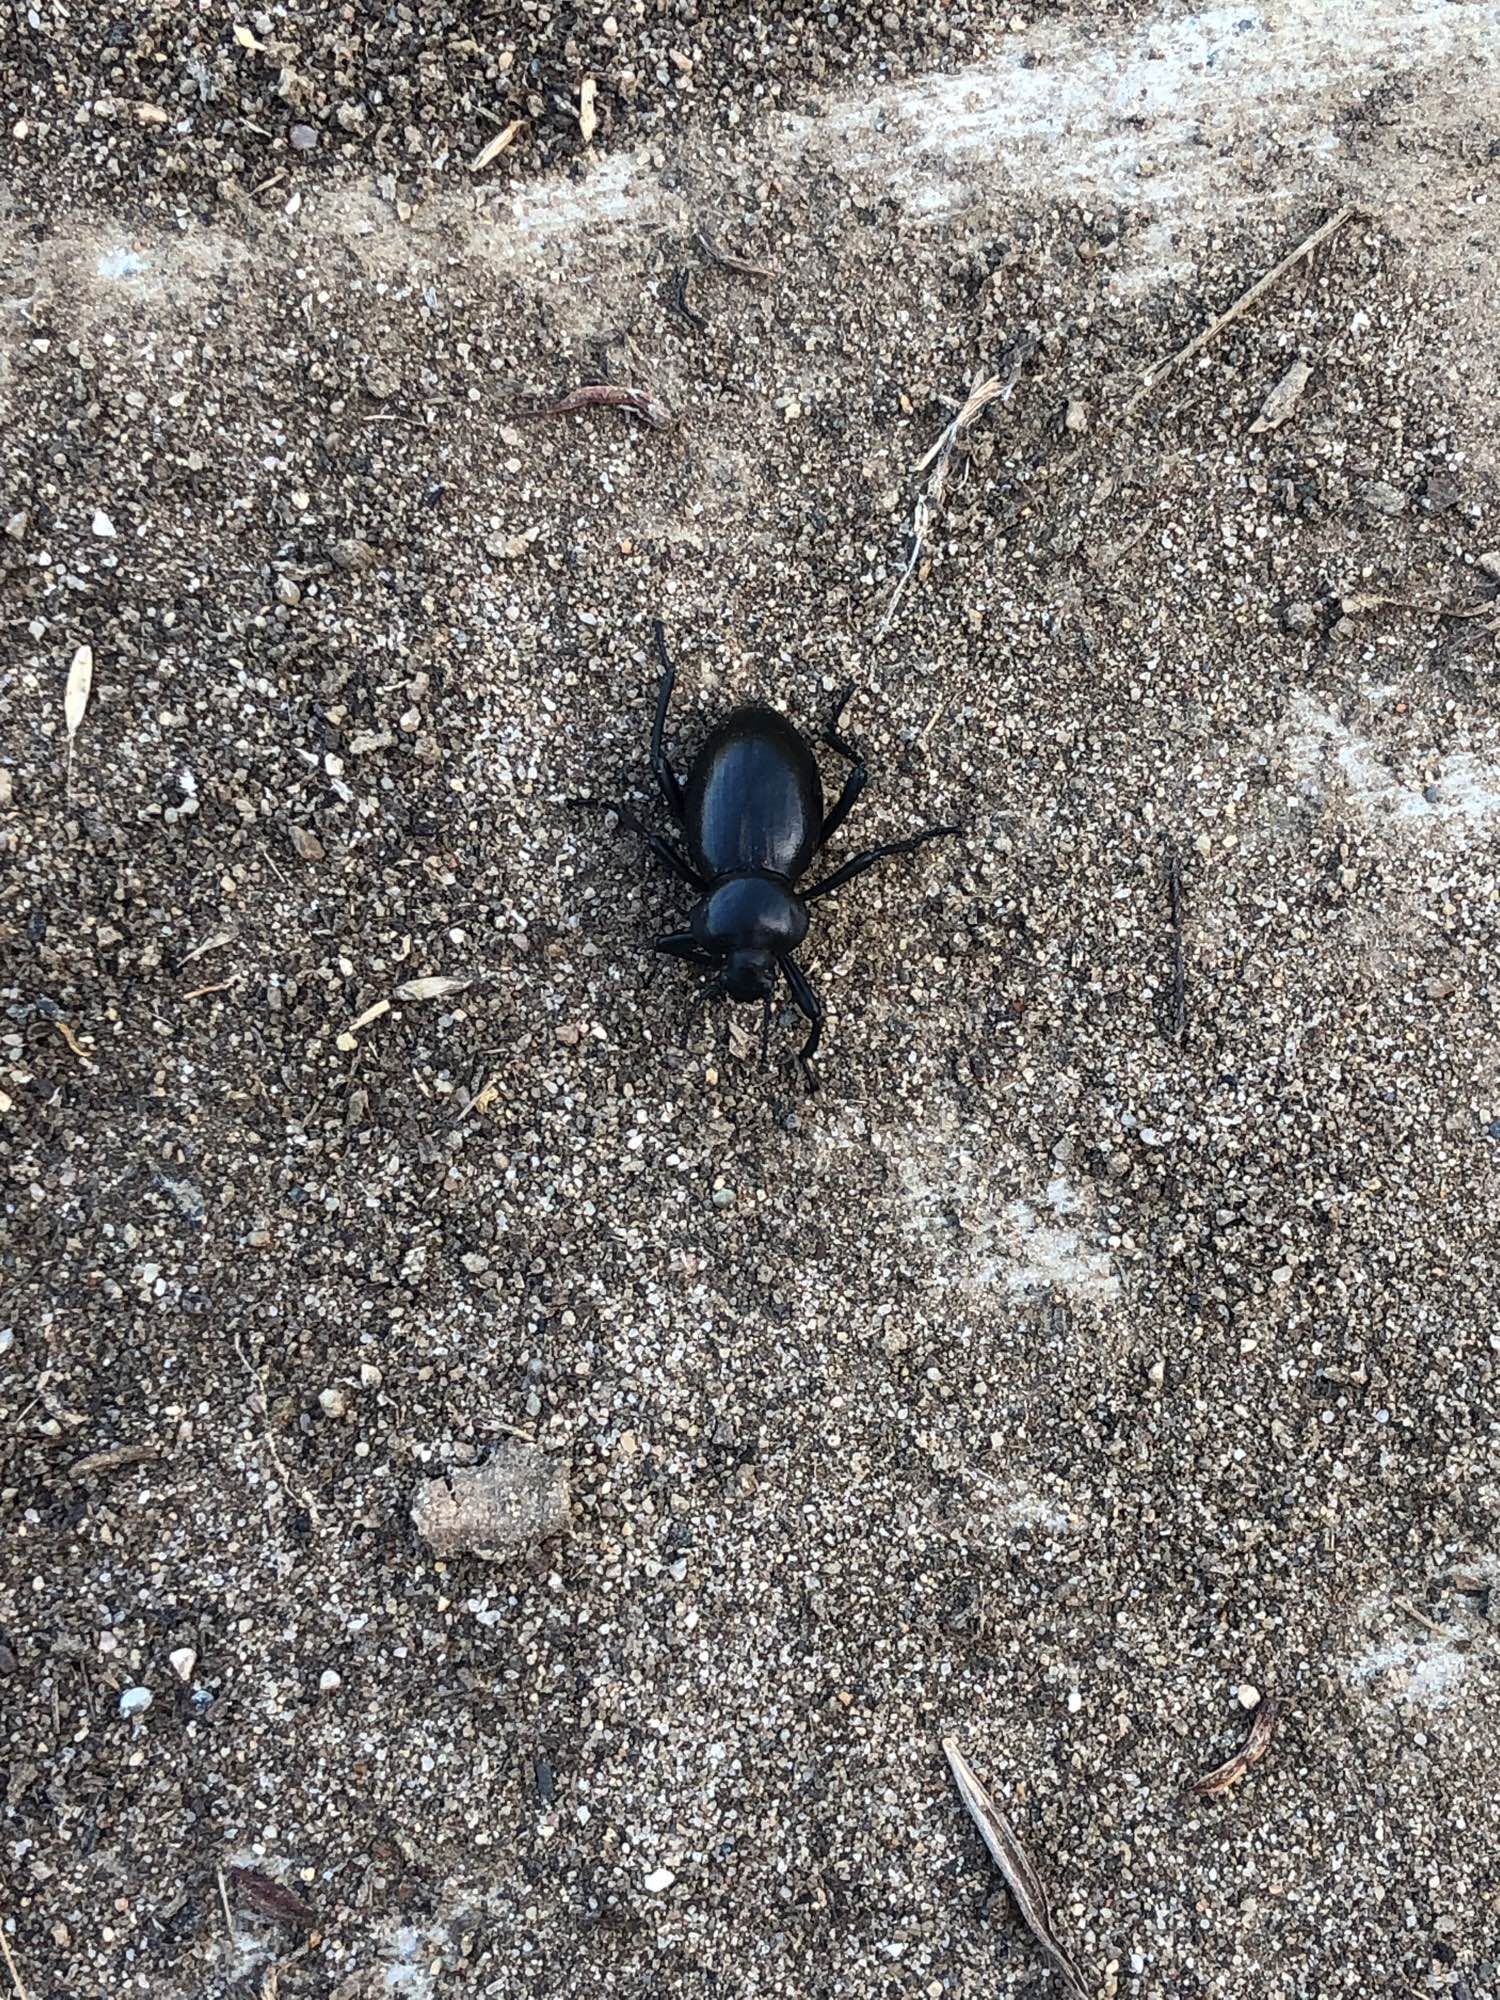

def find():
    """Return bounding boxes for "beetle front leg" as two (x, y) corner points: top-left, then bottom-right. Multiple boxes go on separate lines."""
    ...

(780, 954), (824, 1094)
(653, 930), (720, 968)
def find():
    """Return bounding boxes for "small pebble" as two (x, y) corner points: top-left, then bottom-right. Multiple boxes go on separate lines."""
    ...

(643, 1867), (676, 1893)
(1237, 1683), (1262, 1710)
(289, 123), (319, 150)
(1283, 600), (1316, 632)
(119, 1686), (153, 1719)
(168, 1648), (196, 1683)
(319, 1669), (342, 1692)
(91, 509), (116, 538)
(319, 1386), (348, 1419)
(1360, 479), (1406, 516)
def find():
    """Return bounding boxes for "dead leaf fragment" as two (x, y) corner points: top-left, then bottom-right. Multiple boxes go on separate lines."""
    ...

(395, 975), (470, 1003)
(228, 1867), (313, 1929)
(1190, 1696), (1281, 1797)
(578, 77), (598, 143)
(470, 119), (522, 171)
(1249, 359), (1313, 434)
(346, 998), (392, 1036)
(943, 1738), (1090, 1999)
(68, 1442), (161, 1479)
(53, 1020), (94, 1067)
(65, 645), (93, 741)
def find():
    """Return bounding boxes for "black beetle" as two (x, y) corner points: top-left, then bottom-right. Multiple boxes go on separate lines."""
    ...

(596, 621), (958, 1091)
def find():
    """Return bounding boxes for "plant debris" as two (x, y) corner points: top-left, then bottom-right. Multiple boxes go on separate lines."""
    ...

(943, 1738), (1091, 1999)
(411, 1442), (571, 1559)
(880, 342), (1033, 636)
(228, 1868), (315, 1930)
(393, 975), (469, 1002)
(470, 120), (523, 172)
(1189, 1697), (1282, 1798)
(1249, 358), (1313, 433)
(512, 383), (675, 430)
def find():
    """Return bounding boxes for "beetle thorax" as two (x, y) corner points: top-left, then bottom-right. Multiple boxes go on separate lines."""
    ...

(692, 872), (809, 954)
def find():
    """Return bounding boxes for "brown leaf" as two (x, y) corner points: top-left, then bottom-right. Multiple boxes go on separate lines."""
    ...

(1190, 1696), (1281, 1798)
(228, 1867), (314, 1929)
(943, 1738), (1091, 1999)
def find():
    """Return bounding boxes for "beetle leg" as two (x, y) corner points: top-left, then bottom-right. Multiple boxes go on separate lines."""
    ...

(818, 684), (867, 845)
(653, 930), (720, 967)
(650, 618), (687, 823)
(597, 797), (706, 890)
(780, 954), (824, 1094)
(803, 824), (959, 902)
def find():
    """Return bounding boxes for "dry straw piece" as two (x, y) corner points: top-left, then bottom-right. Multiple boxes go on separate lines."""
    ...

(943, 1737), (1091, 1999)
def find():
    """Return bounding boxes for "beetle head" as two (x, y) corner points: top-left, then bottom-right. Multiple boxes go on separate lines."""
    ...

(720, 947), (776, 1004)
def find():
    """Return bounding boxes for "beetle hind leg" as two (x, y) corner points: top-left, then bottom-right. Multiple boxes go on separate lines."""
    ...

(818, 684), (868, 847)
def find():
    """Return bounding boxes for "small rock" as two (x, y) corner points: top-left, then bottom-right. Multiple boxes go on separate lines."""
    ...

(1360, 479), (1406, 516)
(411, 1440), (570, 1559)
(1237, 1682), (1262, 1710)
(1064, 397), (1088, 434)
(91, 509), (116, 538)
(1147, 1356), (1166, 1389)
(643, 1867), (675, 1894)
(318, 1386), (347, 1419)
(275, 575), (301, 606)
(119, 1685), (153, 1719)
(168, 1648), (196, 1683)
(289, 826), (324, 862)
(364, 364), (400, 400)
(318, 1668), (342, 1692)
(330, 536), (376, 571)
(1476, 551), (1500, 581)
(289, 123), (319, 151)
(1282, 600), (1316, 633)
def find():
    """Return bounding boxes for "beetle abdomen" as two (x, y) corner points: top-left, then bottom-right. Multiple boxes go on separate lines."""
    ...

(686, 707), (823, 880)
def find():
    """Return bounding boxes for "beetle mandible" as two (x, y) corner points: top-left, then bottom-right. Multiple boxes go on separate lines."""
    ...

(597, 621), (958, 1091)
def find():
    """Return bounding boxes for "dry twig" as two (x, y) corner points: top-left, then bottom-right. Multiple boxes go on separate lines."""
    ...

(1122, 208), (1357, 420)
(881, 345), (1033, 637)
(694, 230), (774, 279)
(0, 1924), (30, 2000)
(234, 1335), (322, 1531)
(943, 1737), (1091, 1999)
(512, 383), (674, 430)
(1190, 1697), (1281, 1798)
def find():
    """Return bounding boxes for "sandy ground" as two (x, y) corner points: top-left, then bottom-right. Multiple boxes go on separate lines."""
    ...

(3, 2), (1500, 1996)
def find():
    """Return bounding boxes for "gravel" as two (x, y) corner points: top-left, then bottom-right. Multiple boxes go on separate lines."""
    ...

(3, 3), (1499, 1998)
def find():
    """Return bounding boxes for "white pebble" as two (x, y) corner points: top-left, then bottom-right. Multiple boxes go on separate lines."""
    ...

(319, 1668), (342, 1692)
(119, 1685), (153, 1719)
(91, 509), (116, 538)
(318, 1386), (347, 1419)
(1236, 1682), (1262, 1710)
(168, 1647), (196, 1683)
(642, 1867), (675, 1893)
